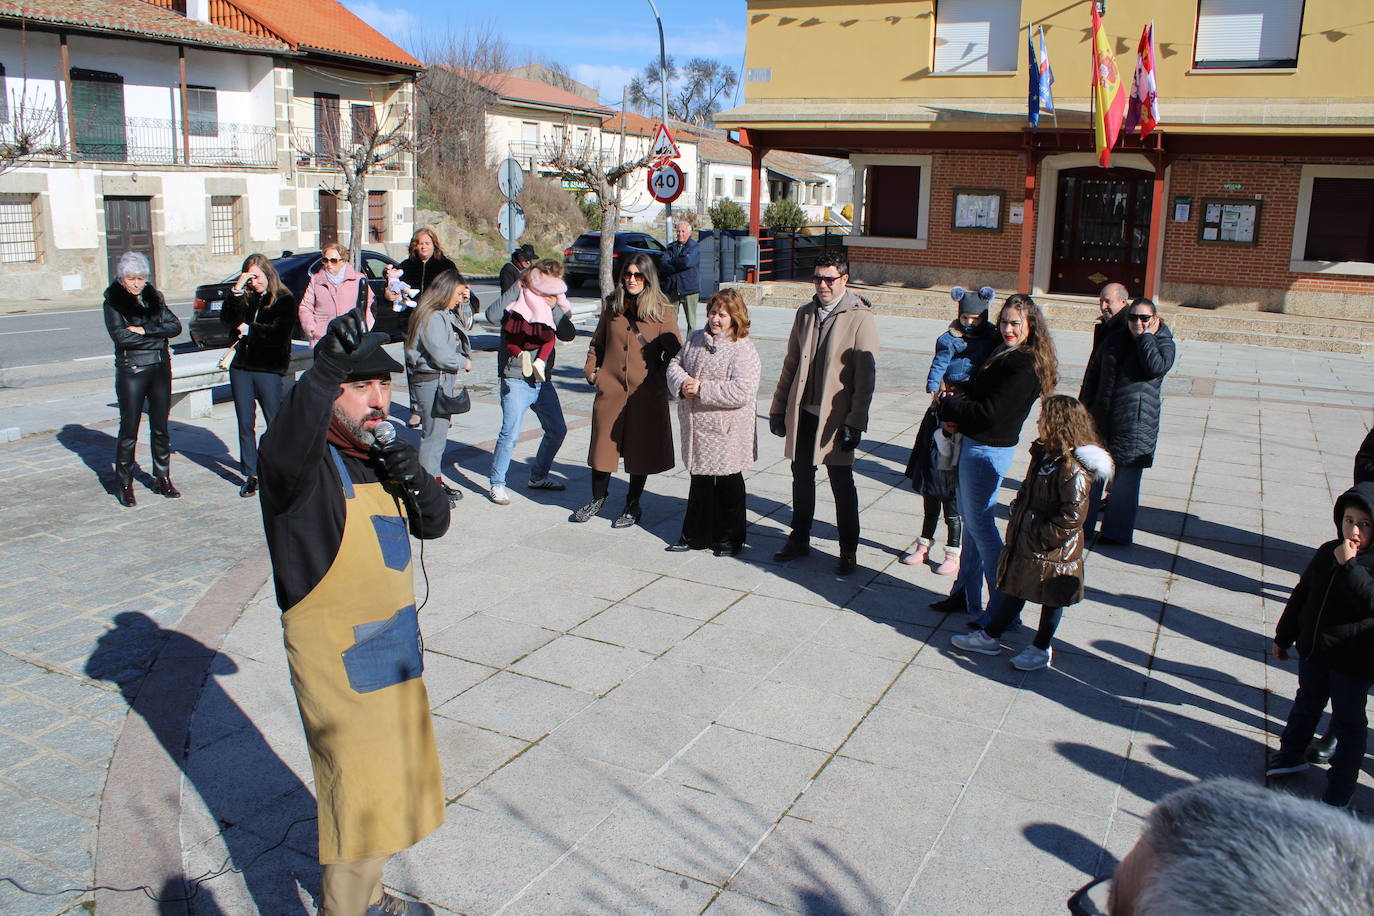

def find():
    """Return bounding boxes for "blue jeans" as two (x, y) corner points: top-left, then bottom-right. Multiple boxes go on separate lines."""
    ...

(1280, 656), (1372, 807)
(490, 377), (567, 488)
(952, 440), (1015, 617)
(229, 367), (283, 477)
(1086, 465), (1143, 544)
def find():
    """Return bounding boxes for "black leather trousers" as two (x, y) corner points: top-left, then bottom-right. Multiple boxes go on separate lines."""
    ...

(114, 359), (172, 483)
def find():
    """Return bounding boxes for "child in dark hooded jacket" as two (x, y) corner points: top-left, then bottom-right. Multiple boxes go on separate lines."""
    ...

(1267, 482), (1374, 808)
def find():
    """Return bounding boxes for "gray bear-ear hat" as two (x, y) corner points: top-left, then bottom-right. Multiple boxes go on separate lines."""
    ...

(950, 286), (967, 303)
(978, 286), (995, 303)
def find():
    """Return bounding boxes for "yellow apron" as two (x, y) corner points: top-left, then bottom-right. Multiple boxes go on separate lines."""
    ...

(282, 447), (444, 864)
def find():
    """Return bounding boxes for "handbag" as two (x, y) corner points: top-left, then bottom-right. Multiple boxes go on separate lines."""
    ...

(432, 373), (470, 418)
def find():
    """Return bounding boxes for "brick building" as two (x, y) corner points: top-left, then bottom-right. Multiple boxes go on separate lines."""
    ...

(716, 0), (1374, 319)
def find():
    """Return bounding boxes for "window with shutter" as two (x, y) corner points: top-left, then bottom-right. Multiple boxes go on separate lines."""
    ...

(71, 68), (126, 161)
(1194, 0), (1303, 69)
(187, 86), (217, 138)
(932, 0), (1020, 73)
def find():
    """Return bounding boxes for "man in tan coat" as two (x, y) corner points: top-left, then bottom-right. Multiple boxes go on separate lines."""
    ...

(769, 250), (879, 575)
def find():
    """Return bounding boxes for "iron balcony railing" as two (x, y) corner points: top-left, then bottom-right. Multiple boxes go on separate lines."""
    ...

(292, 127), (410, 172)
(0, 107), (277, 167)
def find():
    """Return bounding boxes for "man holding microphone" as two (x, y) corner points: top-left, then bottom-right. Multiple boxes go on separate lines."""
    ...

(258, 310), (449, 915)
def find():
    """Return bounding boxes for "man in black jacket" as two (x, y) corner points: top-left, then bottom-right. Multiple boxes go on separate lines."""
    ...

(661, 221), (700, 332)
(1267, 483), (1374, 809)
(258, 313), (448, 915)
(1078, 291), (1176, 545)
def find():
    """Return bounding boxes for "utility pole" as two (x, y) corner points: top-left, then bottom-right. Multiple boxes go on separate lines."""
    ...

(646, 0), (672, 243)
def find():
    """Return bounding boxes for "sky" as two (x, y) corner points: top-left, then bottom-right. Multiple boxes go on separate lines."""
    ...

(344, 0), (750, 109)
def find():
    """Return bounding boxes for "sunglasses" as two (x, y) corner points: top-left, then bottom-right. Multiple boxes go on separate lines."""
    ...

(1067, 875), (1109, 915)
(623, 271), (646, 280)
(322, 257), (344, 265)
(1127, 313), (1153, 323)
(813, 274), (844, 285)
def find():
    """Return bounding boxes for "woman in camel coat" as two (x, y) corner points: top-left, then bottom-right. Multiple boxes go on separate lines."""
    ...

(575, 253), (682, 528)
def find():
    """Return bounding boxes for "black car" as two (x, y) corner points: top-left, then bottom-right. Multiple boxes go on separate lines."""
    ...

(562, 231), (668, 289)
(189, 249), (402, 348)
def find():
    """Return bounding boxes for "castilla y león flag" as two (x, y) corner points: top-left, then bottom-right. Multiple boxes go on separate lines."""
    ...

(1124, 21), (1160, 138)
(1091, 4), (1127, 167)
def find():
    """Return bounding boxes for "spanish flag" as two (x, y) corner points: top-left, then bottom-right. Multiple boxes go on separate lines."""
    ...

(1091, 4), (1127, 167)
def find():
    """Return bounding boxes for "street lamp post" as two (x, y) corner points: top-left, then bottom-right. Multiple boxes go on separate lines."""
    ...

(645, 0), (672, 244)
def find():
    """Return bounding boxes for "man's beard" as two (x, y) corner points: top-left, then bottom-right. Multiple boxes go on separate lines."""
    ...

(332, 405), (384, 446)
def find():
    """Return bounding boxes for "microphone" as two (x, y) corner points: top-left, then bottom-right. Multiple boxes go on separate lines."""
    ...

(372, 418), (396, 449)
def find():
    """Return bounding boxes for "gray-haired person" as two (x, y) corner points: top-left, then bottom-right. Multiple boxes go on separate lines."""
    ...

(103, 251), (183, 507)
(1070, 778), (1374, 915)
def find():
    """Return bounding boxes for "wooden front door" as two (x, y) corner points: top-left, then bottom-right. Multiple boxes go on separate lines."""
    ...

(318, 190), (339, 248)
(1049, 167), (1153, 296)
(104, 197), (154, 286)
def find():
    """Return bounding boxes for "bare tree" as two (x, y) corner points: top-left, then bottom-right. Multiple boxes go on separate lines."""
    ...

(539, 102), (654, 297)
(296, 94), (436, 267)
(409, 23), (511, 179)
(628, 56), (738, 126)
(0, 26), (65, 175)
(0, 97), (63, 175)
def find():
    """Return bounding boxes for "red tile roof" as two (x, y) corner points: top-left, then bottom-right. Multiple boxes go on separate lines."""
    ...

(602, 110), (662, 138)
(0, 0), (287, 53)
(223, 0), (421, 70)
(463, 70), (612, 115)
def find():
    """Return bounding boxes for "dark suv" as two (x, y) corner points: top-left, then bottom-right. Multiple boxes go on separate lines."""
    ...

(189, 249), (402, 348)
(562, 231), (667, 288)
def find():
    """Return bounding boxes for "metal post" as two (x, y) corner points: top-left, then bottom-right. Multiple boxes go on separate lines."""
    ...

(646, 0), (672, 243)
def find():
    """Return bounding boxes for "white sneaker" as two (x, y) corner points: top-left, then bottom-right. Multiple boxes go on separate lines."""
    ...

(519, 350), (533, 378)
(951, 630), (1002, 655)
(488, 485), (511, 505)
(532, 357), (547, 382)
(1011, 645), (1052, 670)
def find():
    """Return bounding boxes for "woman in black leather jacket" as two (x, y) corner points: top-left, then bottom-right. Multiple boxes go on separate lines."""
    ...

(103, 251), (183, 507)
(221, 252), (297, 498)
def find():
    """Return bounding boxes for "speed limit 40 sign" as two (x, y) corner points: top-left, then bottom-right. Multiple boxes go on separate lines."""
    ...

(647, 161), (685, 204)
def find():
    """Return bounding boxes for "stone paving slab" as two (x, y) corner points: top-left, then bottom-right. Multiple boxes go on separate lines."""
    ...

(1, 304), (1372, 914)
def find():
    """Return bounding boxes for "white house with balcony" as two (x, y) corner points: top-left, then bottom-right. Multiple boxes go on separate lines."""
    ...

(0, 0), (421, 303)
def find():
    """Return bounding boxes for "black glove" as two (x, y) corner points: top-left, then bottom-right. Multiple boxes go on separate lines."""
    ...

(769, 414), (787, 438)
(838, 424), (862, 452)
(320, 311), (386, 363)
(373, 432), (424, 496)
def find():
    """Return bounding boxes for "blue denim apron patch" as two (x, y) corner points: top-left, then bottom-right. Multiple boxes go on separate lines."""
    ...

(370, 514), (411, 571)
(341, 604), (423, 693)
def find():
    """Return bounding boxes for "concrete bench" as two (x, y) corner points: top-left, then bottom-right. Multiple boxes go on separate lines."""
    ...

(168, 341), (406, 419)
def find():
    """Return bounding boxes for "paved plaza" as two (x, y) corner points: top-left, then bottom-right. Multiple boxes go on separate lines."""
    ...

(0, 302), (1370, 915)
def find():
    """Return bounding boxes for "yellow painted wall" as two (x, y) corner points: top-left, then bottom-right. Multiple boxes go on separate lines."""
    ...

(741, 0), (1374, 102)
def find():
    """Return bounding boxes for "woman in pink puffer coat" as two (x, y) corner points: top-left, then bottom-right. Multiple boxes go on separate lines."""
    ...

(665, 288), (762, 556)
(297, 241), (375, 348)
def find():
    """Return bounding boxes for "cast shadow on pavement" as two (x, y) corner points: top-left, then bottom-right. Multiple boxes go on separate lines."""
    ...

(85, 612), (319, 915)
(55, 422), (243, 496)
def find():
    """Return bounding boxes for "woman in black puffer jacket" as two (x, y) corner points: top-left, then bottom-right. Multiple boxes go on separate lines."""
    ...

(221, 253), (297, 498)
(104, 251), (183, 507)
(1077, 297), (1176, 545)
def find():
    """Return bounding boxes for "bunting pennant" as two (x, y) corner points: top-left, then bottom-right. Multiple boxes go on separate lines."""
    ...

(1124, 21), (1160, 138)
(1038, 27), (1055, 114)
(1091, 4), (1127, 167)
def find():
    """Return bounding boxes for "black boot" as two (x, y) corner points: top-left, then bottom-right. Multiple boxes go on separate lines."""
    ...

(116, 479), (136, 508)
(929, 588), (966, 612)
(1308, 733), (1338, 764)
(153, 476), (181, 499)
